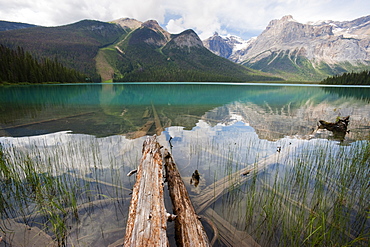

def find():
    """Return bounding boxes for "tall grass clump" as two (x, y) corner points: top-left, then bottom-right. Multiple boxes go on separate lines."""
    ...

(0, 134), (138, 246)
(0, 143), (85, 245)
(211, 138), (369, 246)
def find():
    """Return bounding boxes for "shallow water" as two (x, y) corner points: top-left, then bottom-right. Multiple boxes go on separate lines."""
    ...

(0, 83), (369, 246)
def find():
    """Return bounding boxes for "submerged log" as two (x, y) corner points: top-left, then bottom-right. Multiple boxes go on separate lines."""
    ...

(188, 151), (288, 247)
(123, 136), (169, 247)
(151, 103), (163, 136)
(163, 149), (211, 247)
(193, 150), (289, 214)
(203, 208), (260, 247)
(126, 120), (155, 139)
(0, 111), (95, 131)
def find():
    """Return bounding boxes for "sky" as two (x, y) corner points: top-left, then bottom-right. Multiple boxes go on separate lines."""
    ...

(0, 0), (369, 40)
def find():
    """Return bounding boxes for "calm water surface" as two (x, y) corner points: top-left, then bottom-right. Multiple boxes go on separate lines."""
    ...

(0, 83), (369, 246)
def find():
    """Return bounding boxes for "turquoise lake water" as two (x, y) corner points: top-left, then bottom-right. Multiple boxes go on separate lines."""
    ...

(0, 83), (369, 246)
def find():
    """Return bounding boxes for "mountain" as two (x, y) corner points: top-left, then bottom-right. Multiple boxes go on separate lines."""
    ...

(0, 18), (281, 83)
(0, 20), (37, 31)
(111, 17), (143, 30)
(203, 32), (254, 60)
(95, 19), (282, 82)
(0, 20), (127, 81)
(204, 15), (370, 81)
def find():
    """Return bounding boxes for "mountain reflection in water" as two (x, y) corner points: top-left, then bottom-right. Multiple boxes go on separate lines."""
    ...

(0, 83), (369, 142)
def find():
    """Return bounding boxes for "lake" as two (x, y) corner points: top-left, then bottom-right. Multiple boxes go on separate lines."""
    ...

(0, 83), (369, 246)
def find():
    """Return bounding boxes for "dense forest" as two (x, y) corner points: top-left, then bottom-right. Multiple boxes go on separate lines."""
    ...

(321, 70), (370, 85)
(0, 45), (90, 83)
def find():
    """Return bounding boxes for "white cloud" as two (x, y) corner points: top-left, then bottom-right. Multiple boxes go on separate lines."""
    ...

(0, 0), (368, 39)
(166, 18), (186, 34)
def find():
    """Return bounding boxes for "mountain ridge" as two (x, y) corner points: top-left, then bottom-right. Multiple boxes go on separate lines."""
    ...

(3, 15), (369, 82)
(109, 22), (280, 82)
(0, 20), (37, 31)
(0, 18), (280, 82)
(203, 15), (370, 81)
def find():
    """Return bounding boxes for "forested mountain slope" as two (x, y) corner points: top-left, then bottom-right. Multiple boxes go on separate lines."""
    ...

(0, 19), (282, 82)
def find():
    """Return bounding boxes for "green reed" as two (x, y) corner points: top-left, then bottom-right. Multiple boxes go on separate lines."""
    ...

(2, 126), (368, 246)
(180, 130), (369, 246)
(1, 144), (82, 244)
(214, 139), (369, 246)
(0, 135), (139, 246)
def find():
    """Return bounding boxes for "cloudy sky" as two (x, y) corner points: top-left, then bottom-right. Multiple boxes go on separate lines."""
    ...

(1, 0), (369, 39)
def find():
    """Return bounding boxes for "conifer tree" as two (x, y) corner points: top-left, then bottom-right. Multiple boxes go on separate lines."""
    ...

(321, 70), (370, 85)
(0, 45), (90, 83)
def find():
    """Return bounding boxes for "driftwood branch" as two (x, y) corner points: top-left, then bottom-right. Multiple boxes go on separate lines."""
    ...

(318, 116), (350, 140)
(163, 149), (211, 247)
(123, 136), (169, 247)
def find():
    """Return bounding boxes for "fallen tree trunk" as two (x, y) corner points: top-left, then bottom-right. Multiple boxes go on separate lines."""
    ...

(123, 136), (169, 247)
(193, 150), (289, 213)
(163, 149), (211, 247)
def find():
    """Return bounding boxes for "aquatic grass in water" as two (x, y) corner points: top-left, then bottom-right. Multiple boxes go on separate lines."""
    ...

(1, 83), (370, 246)
(210, 138), (369, 246)
(0, 132), (144, 245)
(1, 118), (369, 247)
(166, 120), (369, 246)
